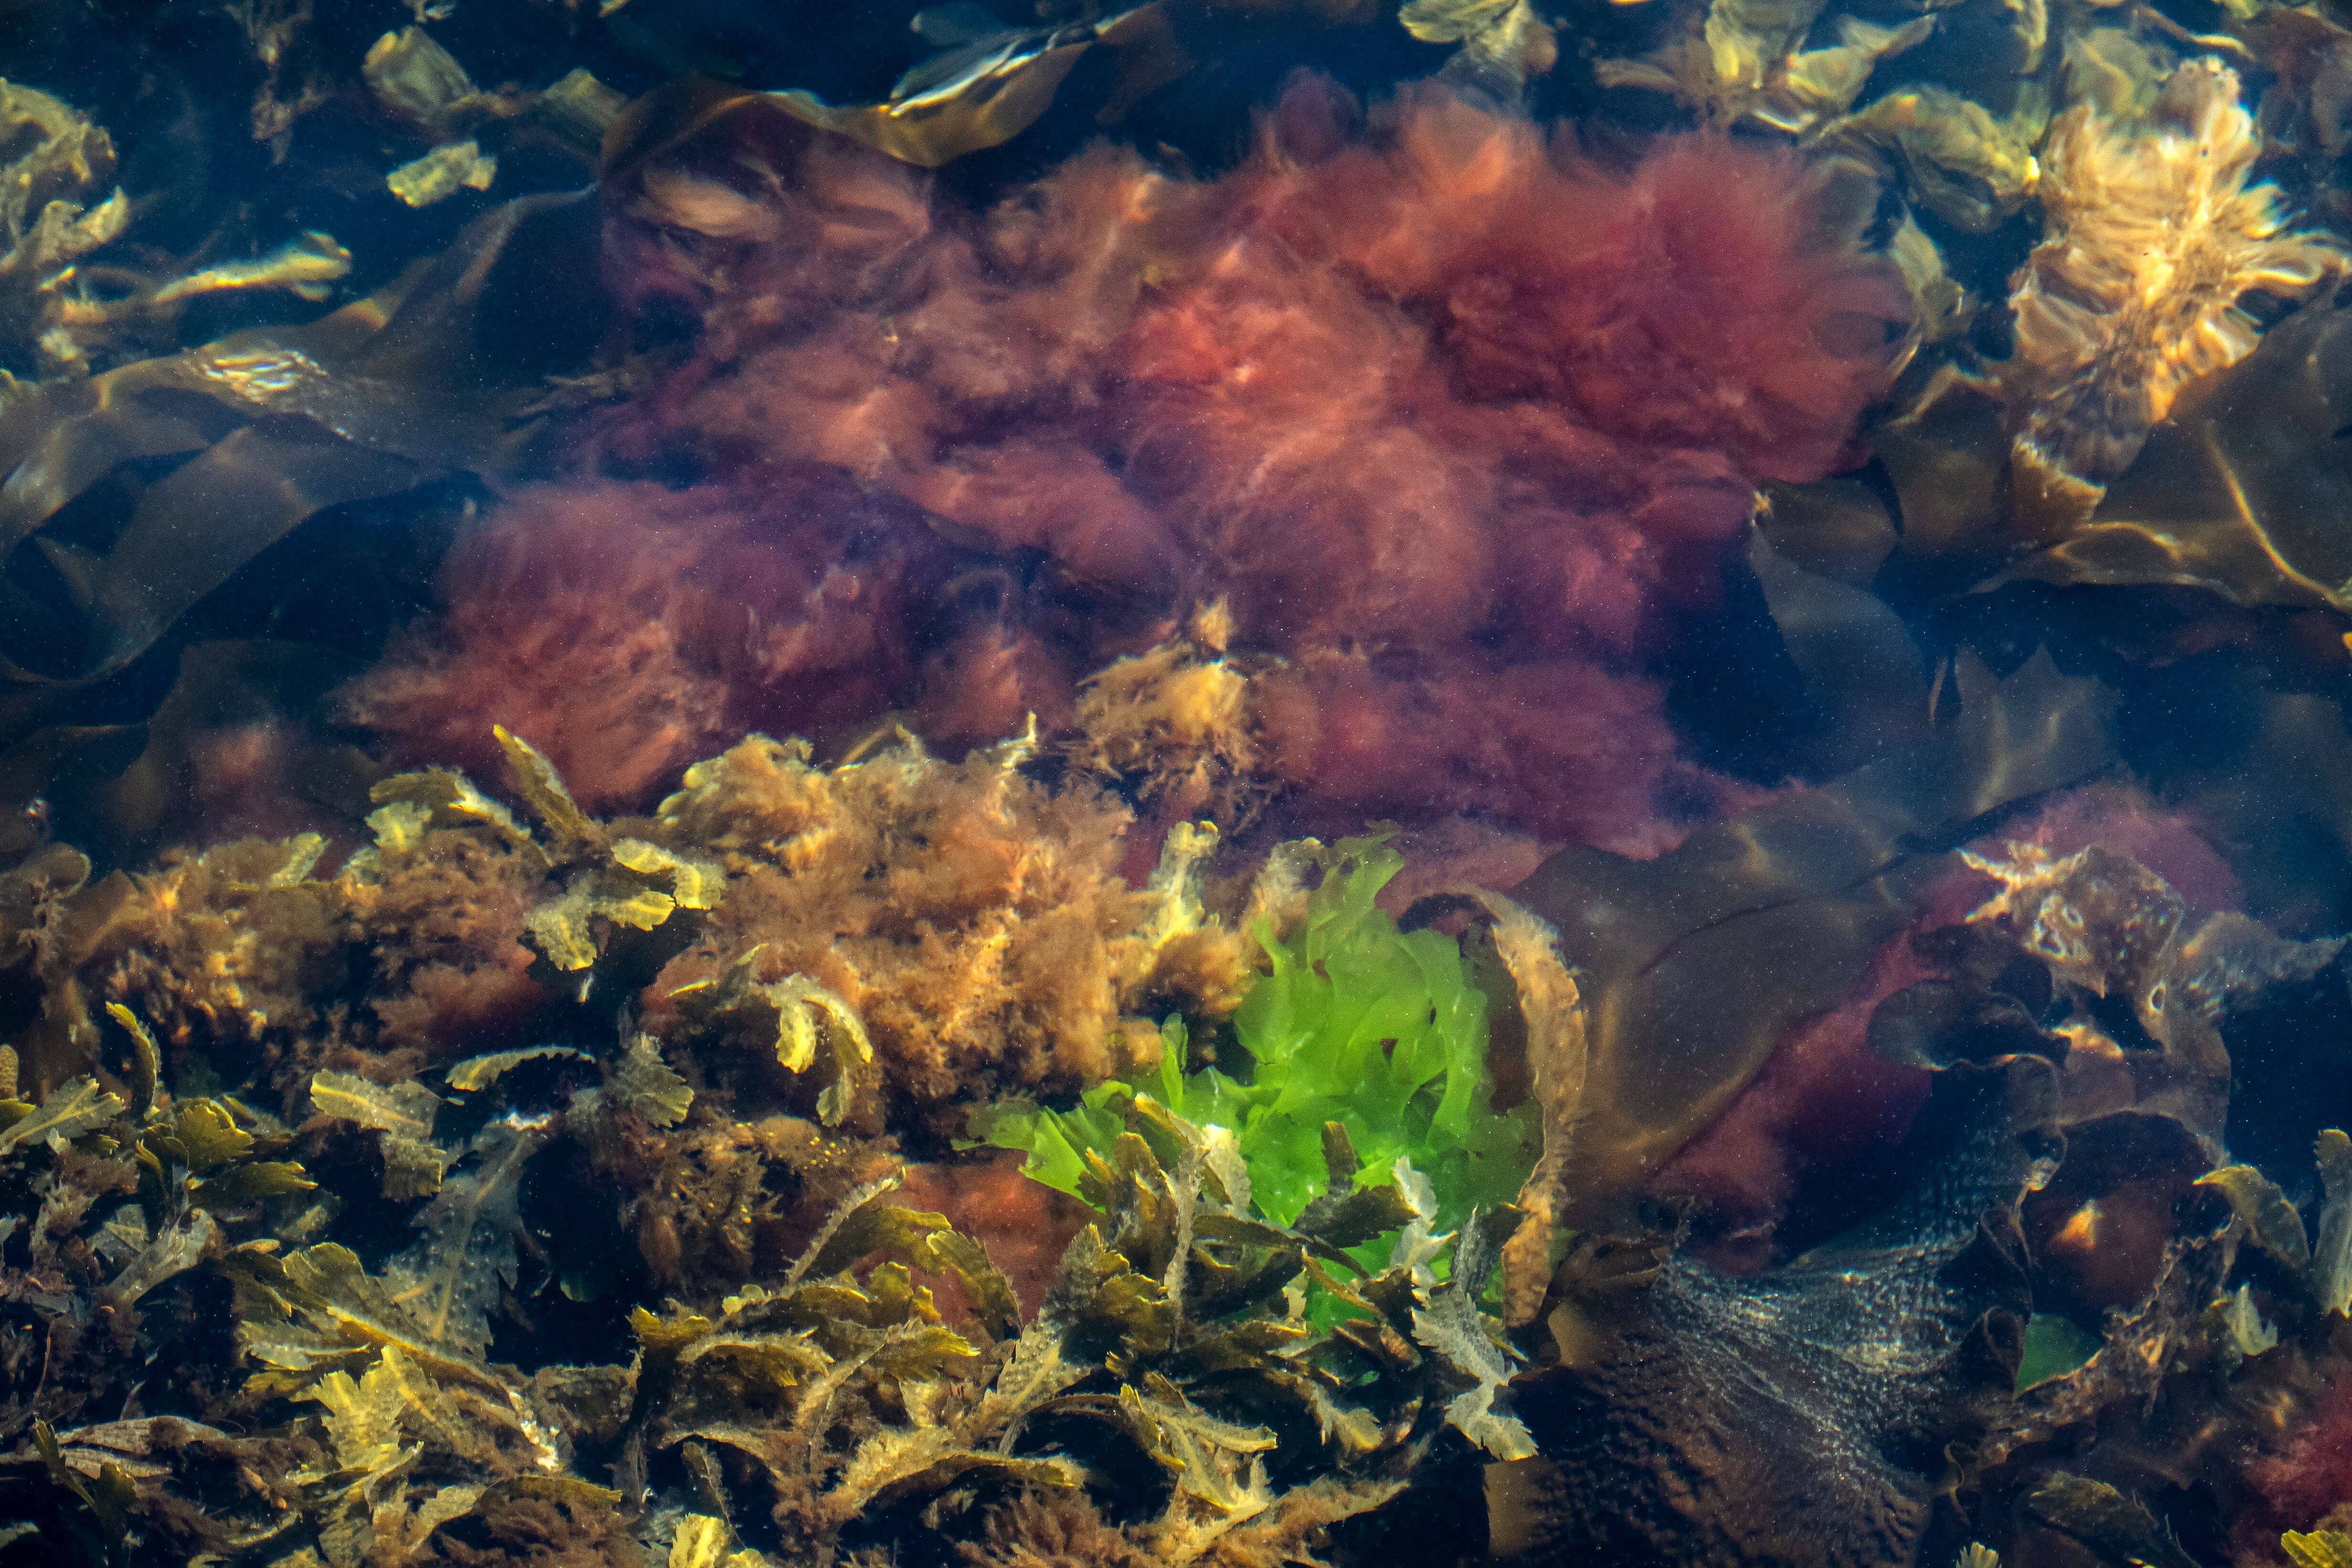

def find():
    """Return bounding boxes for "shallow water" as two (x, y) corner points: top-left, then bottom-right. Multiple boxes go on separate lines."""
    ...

(2, 0), (2352, 1564)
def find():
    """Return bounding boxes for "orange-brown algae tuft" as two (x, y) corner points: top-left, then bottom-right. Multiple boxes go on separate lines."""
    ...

(642, 729), (1249, 1141)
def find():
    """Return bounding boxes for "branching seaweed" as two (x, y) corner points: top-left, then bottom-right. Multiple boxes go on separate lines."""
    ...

(0, 1037), (1515, 1567)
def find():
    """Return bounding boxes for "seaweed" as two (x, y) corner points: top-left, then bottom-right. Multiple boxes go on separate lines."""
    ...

(1067, 602), (1269, 832)
(1397, 0), (1558, 103)
(0, 1047), (326, 1565)
(0, 80), (127, 378)
(0, 1077), (123, 1159)
(601, 3), (1183, 176)
(1624, 0), (2352, 643)
(2001, 59), (2349, 528)
(0, 169), (612, 854)
(309, 1070), (448, 1197)
(1789, 841), (2352, 1564)
(7, 0), (2352, 1561)
(614, 1134), (1437, 1567)
(644, 728), (1251, 1139)
(1470, 890), (1587, 1325)
(1513, 649), (2119, 1222)
(671, 961), (873, 1131)
(0, 77), (362, 383)
(2025, 1473), (2202, 1568)
(1502, 1058), (2056, 1568)
(977, 833), (1538, 1269)
(1596, 0), (1932, 134)
(3, 708), (1239, 1142)
(0, 1069), (1507, 1567)
(1978, 298), (2352, 616)
(385, 1112), (556, 1359)
(2290, 1530), (2352, 1568)
(4, 805), (541, 1102)
(16, 833), (352, 1091)
(574, 63), (1909, 848)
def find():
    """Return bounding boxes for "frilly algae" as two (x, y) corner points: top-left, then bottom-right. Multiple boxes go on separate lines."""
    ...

(1617, 0), (2352, 615)
(0, 715), (1248, 1150)
(1399, 0), (1559, 101)
(1596, 0), (1932, 134)
(0, 1023), (1512, 1566)
(1069, 601), (1269, 831)
(641, 724), (1254, 1137)
(976, 833), (1539, 1280)
(2003, 58), (2349, 527)
(362, 28), (625, 207)
(0, 77), (354, 384)
(0, 80), (127, 377)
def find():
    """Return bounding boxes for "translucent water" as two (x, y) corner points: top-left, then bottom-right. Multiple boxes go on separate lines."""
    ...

(1, 0), (2350, 1563)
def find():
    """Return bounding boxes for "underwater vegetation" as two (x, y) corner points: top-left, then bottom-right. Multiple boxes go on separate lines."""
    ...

(0, 1032), (1525, 1566)
(0, 726), (1517, 1563)
(975, 832), (1540, 1248)
(343, 480), (951, 816)
(2000, 58), (2348, 528)
(335, 68), (1912, 855)
(0, 720), (1248, 1136)
(11, 694), (2352, 1567)
(14, 0), (2352, 1562)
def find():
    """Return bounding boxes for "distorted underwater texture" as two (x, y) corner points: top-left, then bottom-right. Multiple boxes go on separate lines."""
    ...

(352, 75), (1912, 848)
(8, 1), (2352, 1566)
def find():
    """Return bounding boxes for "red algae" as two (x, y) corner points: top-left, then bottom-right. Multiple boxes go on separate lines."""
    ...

(2243, 1381), (2352, 1554)
(347, 476), (947, 813)
(1651, 904), (1944, 1270)
(1255, 651), (1692, 845)
(1650, 783), (2240, 1267)
(1994, 779), (2244, 913)
(358, 78), (1910, 840)
(898, 1151), (1092, 1319)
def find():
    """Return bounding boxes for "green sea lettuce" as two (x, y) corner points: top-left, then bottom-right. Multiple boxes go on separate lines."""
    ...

(977, 833), (1538, 1261)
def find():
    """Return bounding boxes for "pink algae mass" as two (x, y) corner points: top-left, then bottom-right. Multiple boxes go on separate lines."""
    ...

(347, 474), (945, 812)
(354, 79), (1909, 842)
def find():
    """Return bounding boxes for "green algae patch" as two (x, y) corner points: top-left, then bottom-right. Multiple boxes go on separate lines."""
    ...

(975, 833), (1538, 1270)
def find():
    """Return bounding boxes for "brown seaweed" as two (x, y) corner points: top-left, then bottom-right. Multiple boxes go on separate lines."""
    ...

(1066, 601), (1272, 832)
(0, 182), (610, 853)
(1497, 1057), (2055, 1568)
(0, 80), (127, 379)
(641, 728), (1251, 1140)
(0, 710), (1265, 1319)
(1986, 299), (2352, 615)
(1510, 650), (2118, 1221)
(1790, 192), (2352, 623)
(1831, 847), (2352, 1564)
(600, 3), (1181, 180)
(1921, 838), (2341, 1137)
(0, 1052), (1506, 1568)
(1870, 831), (2350, 1325)
(2002, 59), (2348, 529)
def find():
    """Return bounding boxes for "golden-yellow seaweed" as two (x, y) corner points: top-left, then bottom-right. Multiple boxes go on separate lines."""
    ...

(2004, 59), (2348, 526)
(1070, 600), (1269, 828)
(648, 729), (1252, 1137)
(0, 79), (126, 375)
